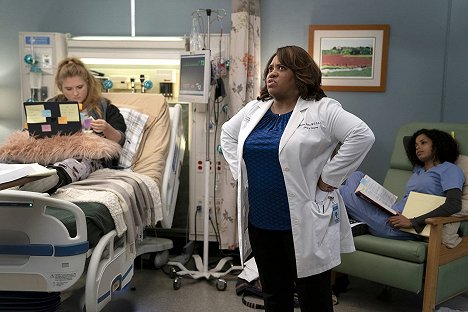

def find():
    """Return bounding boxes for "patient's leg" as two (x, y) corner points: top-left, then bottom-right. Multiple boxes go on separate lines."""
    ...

(21, 158), (103, 194)
(339, 171), (416, 240)
(53, 158), (103, 183)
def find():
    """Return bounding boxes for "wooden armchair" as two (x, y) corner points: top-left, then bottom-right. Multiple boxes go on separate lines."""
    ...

(335, 122), (468, 312)
(423, 215), (468, 311)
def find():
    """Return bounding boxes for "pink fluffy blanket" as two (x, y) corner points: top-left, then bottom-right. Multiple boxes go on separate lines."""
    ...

(0, 131), (122, 165)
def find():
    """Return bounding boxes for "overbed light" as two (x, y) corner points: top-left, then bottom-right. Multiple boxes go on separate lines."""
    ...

(72, 36), (184, 42)
(81, 58), (180, 66)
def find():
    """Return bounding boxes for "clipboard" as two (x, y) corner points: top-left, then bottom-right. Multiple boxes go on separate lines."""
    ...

(400, 191), (446, 237)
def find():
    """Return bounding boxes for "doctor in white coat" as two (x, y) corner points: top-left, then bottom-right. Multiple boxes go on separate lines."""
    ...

(221, 46), (375, 312)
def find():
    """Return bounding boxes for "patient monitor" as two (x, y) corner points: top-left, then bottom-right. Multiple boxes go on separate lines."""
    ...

(178, 50), (211, 104)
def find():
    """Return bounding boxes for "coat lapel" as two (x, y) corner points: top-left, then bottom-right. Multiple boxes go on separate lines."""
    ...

(279, 98), (308, 152)
(238, 100), (272, 146)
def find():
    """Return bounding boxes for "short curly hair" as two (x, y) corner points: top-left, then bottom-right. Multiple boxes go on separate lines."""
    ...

(405, 128), (460, 167)
(258, 46), (326, 102)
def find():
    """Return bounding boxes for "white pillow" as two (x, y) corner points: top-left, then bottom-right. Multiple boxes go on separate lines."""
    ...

(442, 155), (468, 248)
(118, 108), (149, 169)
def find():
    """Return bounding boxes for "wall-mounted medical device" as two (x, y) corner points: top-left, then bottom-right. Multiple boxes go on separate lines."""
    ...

(19, 32), (67, 103)
(178, 50), (211, 104)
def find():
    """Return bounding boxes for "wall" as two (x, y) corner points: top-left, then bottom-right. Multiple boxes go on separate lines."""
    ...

(1, 0), (467, 182)
(261, 0), (468, 181)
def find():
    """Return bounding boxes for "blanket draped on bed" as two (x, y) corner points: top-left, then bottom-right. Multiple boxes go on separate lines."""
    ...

(51, 168), (162, 249)
(0, 131), (121, 165)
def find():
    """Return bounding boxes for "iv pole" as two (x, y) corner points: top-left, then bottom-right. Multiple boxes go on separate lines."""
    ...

(168, 8), (241, 291)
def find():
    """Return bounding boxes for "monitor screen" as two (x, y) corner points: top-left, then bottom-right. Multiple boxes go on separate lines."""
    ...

(178, 50), (211, 103)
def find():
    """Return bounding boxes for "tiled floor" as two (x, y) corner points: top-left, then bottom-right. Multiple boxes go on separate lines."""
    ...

(58, 253), (468, 312)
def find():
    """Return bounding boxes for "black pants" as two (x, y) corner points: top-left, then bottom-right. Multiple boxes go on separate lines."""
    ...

(248, 223), (333, 312)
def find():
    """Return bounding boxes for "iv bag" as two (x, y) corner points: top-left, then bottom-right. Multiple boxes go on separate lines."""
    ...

(190, 16), (203, 51)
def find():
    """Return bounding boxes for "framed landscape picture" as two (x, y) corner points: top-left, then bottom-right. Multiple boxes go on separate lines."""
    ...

(308, 24), (389, 92)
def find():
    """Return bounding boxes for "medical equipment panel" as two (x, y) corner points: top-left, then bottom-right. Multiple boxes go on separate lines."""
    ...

(19, 32), (67, 103)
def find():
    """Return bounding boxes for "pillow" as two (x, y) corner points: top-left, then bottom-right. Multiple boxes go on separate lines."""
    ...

(456, 154), (468, 213)
(107, 93), (171, 186)
(0, 131), (121, 165)
(131, 103), (171, 186)
(118, 108), (149, 169)
(442, 154), (468, 248)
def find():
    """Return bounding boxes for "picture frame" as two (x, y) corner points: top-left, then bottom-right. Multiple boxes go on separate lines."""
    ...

(308, 24), (389, 92)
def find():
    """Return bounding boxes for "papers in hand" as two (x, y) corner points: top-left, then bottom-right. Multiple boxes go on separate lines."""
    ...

(238, 257), (259, 282)
(355, 175), (398, 215)
(0, 163), (56, 185)
(400, 191), (446, 237)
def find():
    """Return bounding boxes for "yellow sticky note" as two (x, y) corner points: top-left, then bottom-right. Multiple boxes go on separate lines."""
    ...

(58, 116), (68, 124)
(24, 122), (28, 129)
(59, 103), (80, 122)
(78, 103), (83, 111)
(25, 105), (46, 123)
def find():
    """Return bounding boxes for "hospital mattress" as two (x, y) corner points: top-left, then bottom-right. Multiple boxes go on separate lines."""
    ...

(46, 202), (114, 249)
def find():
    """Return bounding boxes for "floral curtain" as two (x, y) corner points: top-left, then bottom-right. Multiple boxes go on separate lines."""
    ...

(216, 0), (261, 250)
(229, 0), (261, 114)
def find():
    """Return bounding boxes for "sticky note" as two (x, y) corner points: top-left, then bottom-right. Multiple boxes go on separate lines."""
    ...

(79, 103), (83, 111)
(25, 105), (46, 123)
(42, 109), (52, 117)
(59, 103), (80, 122)
(24, 123), (28, 129)
(41, 124), (52, 132)
(58, 116), (68, 124)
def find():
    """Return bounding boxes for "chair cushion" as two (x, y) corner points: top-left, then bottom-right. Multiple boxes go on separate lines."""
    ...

(354, 235), (427, 263)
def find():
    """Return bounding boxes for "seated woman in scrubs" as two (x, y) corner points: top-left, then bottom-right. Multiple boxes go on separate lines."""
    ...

(339, 128), (464, 239)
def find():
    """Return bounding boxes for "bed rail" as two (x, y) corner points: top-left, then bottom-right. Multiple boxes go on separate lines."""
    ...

(0, 190), (88, 292)
(160, 104), (185, 228)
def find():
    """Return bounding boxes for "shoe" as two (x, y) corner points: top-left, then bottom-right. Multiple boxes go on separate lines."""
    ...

(20, 173), (60, 193)
(349, 218), (369, 236)
(332, 292), (338, 305)
(332, 274), (350, 295)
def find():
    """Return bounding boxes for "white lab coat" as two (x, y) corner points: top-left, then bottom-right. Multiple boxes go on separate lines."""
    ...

(220, 97), (375, 278)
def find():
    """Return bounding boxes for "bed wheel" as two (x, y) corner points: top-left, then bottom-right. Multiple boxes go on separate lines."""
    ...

(150, 250), (169, 269)
(169, 266), (178, 279)
(216, 279), (227, 291)
(173, 277), (182, 290)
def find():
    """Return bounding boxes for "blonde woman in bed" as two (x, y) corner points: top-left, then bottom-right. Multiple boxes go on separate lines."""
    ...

(21, 57), (127, 194)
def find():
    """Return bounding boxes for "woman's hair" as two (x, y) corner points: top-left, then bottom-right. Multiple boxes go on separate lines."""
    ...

(55, 57), (103, 117)
(405, 128), (460, 167)
(258, 45), (326, 101)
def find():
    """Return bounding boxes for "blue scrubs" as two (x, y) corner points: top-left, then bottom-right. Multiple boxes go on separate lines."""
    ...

(339, 162), (464, 239)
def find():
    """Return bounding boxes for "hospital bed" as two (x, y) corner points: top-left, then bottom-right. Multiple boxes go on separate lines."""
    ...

(0, 93), (185, 312)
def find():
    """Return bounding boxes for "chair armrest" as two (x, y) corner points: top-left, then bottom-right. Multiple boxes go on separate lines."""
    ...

(425, 215), (468, 226)
(425, 215), (468, 267)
